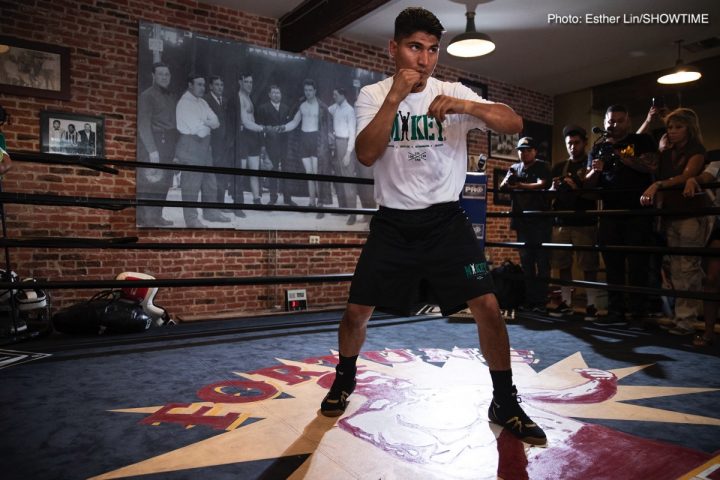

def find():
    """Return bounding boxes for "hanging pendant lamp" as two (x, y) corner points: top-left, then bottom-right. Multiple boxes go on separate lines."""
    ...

(447, 11), (495, 58)
(657, 40), (701, 85)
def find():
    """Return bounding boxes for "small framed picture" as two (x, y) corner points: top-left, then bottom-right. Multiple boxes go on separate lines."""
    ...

(40, 111), (104, 157)
(523, 119), (553, 162)
(459, 77), (488, 100)
(460, 78), (489, 171)
(489, 132), (520, 161)
(493, 167), (512, 206)
(0, 36), (71, 100)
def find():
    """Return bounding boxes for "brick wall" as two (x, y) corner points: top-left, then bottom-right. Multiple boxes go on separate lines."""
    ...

(0, 0), (552, 318)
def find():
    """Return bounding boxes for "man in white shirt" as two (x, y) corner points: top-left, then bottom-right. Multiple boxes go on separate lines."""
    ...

(318, 7), (547, 447)
(329, 88), (358, 225)
(175, 73), (226, 228)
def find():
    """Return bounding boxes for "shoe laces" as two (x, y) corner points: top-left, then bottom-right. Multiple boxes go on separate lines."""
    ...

(506, 416), (524, 430)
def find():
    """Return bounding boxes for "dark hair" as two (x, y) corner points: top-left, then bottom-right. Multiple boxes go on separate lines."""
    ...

(239, 72), (252, 81)
(186, 72), (204, 84)
(394, 7), (444, 41)
(303, 78), (317, 90)
(268, 84), (281, 92)
(151, 62), (169, 74)
(606, 104), (628, 116)
(208, 75), (222, 84)
(334, 87), (346, 97)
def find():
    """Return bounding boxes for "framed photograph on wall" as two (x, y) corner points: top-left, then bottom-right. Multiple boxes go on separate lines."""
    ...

(489, 131), (520, 161)
(522, 119), (553, 162)
(459, 77), (488, 100)
(0, 36), (71, 100)
(489, 120), (553, 163)
(40, 111), (104, 157)
(135, 21), (385, 231)
(493, 167), (512, 206)
(460, 78), (489, 171)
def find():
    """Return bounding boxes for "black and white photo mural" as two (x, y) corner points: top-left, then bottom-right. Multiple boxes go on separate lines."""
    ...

(136, 22), (383, 230)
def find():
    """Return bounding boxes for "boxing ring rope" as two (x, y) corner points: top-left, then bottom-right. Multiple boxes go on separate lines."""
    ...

(487, 207), (720, 219)
(9, 151), (374, 185)
(485, 241), (720, 257)
(0, 238), (365, 250)
(0, 274), (353, 291)
(2, 191), (718, 218)
(2, 149), (719, 334)
(545, 277), (720, 302)
(0, 236), (712, 259)
(7, 149), (718, 218)
(0, 191), (374, 216)
(485, 185), (720, 303)
(1, 274), (717, 303)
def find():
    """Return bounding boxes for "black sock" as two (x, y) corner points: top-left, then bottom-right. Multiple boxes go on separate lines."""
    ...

(336, 354), (358, 382)
(489, 369), (514, 400)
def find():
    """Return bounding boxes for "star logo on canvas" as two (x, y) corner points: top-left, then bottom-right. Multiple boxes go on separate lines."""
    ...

(97, 348), (720, 479)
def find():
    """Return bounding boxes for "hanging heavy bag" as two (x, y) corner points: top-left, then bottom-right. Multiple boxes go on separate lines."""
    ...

(52, 290), (152, 335)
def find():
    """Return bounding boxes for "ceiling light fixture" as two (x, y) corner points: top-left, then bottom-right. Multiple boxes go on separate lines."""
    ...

(447, 11), (495, 58)
(657, 40), (702, 85)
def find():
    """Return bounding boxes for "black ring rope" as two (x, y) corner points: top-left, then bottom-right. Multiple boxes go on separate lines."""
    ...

(0, 237), (365, 250)
(4, 150), (720, 318)
(1, 191), (717, 220)
(487, 206), (720, 218)
(489, 273), (720, 303)
(12, 150), (720, 195)
(2, 273), (718, 302)
(546, 276), (720, 302)
(0, 192), (375, 215)
(0, 273), (353, 291)
(0, 237), (716, 260)
(8, 150), (719, 220)
(484, 241), (720, 257)
(496, 182), (720, 195)
(9, 150), (374, 185)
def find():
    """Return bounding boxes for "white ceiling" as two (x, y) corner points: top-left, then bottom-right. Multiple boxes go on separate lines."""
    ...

(202, 0), (720, 95)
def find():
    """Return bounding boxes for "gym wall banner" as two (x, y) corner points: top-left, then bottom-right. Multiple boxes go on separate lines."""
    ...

(136, 22), (384, 232)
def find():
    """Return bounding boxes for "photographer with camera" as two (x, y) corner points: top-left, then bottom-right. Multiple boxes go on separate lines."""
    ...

(500, 137), (552, 313)
(547, 125), (600, 320)
(585, 105), (658, 328)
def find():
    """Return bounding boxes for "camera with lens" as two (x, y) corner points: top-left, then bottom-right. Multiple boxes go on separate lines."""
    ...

(553, 175), (574, 193)
(506, 171), (520, 186)
(592, 142), (620, 170)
